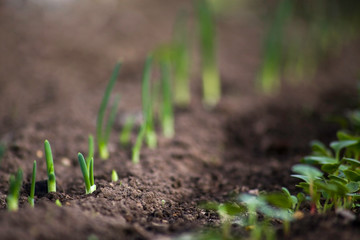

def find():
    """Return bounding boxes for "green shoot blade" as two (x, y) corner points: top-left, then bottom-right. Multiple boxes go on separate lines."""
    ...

(7, 169), (23, 211)
(28, 160), (36, 207)
(55, 199), (62, 207)
(86, 135), (94, 170)
(119, 116), (135, 146)
(172, 12), (190, 106)
(196, 0), (221, 107)
(96, 62), (122, 160)
(142, 55), (157, 148)
(104, 94), (121, 145)
(44, 140), (56, 192)
(256, 0), (293, 93)
(89, 157), (95, 187)
(111, 169), (119, 182)
(160, 60), (174, 138)
(142, 56), (153, 118)
(132, 124), (146, 164)
(78, 153), (91, 194)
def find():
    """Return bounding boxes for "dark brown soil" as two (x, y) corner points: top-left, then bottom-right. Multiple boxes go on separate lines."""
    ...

(0, 1), (360, 240)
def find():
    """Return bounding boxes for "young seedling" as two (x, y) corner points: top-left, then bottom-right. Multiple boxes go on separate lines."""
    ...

(78, 153), (96, 194)
(196, 0), (221, 107)
(160, 59), (175, 138)
(132, 124), (146, 164)
(55, 199), (62, 207)
(256, 0), (293, 93)
(7, 169), (23, 211)
(119, 116), (135, 146)
(96, 62), (122, 160)
(86, 134), (94, 169)
(172, 11), (191, 107)
(44, 140), (56, 193)
(111, 169), (119, 182)
(28, 160), (36, 207)
(142, 56), (157, 149)
(292, 164), (323, 214)
(132, 56), (157, 163)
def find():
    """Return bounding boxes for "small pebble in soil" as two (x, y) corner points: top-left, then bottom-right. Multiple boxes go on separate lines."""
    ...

(293, 211), (304, 220)
(36, 150), (43, 158)
(61, 157), (71, 167)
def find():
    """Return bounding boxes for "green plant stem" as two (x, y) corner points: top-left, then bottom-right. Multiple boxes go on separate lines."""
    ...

(132, 124), (146, 164)
(119, 116), (135, 146)
(160, 60), (175, 138)
(44, 140), (56, 193)
(111, 169), (119, 182)
(86, 135), (94, 171)
(7, 169), (23, 211)
(197, 0), (221, 107)
(97, 62), (122, 160)
(173, 12), (190, 107)
(78, 153), (94, 194)
(142, 55), (157, 149)
(28, 160), (36, 207)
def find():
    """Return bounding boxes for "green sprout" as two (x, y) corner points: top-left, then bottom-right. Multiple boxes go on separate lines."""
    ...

(7, 169), (23, 211)
(292, 164), (322, 214)
(119, 116), (135, 146)
(132, 123), (146, 164)
(44, 140), (56, 193)
(172, 11), (191, 107)
(86, 134), (94, 169)
(196, 0), (221, 107)
(111, 169), (119, 182)
(256, 0), (293, 93)
(55, 199), (62, 207)
(78, 153), (96, 194)
(96, 62), (122, 160)
(132, 56), (157, 163)
(28, 160), (36, 207)
(142, 56), (157, 149)
(160, 58), (175, 138)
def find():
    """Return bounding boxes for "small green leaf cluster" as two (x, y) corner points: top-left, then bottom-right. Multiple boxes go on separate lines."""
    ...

(292, 131), (360, 213)
(78, 153), (96, 194)
(197, 189), (298, 240)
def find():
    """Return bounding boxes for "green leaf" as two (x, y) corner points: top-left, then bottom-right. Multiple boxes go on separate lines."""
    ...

(302, 156), (337, 165)
(321, 164), (340, 174)
(291, 174), (310, 183)
(218, 203), (246, 216)
(337, 131), (358, 141)
(296, 182), (310, 193)
(330, 140), (358, 160)
(315, 181), (348, 196)
(292, 164), (323, 180)
(310, 140), (331, 157)
(265, 192), (292, 209)
(342, 157), (360, 167)
(328, 175), (348, 185)
(78, 153), (91, 194)
(296, 192), (306, 202)
(96, 62), (121, 160)
(343, 170), (360, 181)
(346, 182), (360, 193)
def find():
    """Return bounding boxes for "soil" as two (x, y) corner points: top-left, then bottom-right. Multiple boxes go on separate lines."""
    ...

(0, 1), (360, 240)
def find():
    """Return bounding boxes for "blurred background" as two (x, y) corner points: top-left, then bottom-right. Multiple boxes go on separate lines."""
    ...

(0, 0), (359, 136)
